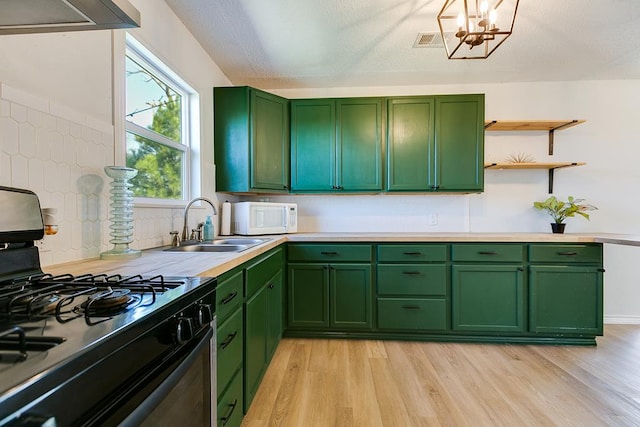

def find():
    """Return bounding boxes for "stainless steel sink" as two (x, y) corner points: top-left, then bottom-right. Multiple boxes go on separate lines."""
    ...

(163, 237), (269, 253)
(165, 244), (247, 252)
(211, 238), (266, 245)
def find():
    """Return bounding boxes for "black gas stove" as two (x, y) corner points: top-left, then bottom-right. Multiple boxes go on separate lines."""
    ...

(0, 186), (217, 426)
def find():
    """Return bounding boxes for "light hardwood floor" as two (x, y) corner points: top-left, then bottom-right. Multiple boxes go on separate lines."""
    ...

(242, 325), (640, 426)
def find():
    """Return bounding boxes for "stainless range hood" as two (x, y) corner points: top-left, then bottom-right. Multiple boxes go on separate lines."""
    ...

(0, 0), (140, 35)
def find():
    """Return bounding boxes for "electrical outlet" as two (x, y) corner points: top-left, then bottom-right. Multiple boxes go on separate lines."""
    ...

(429, 213), (438, 226)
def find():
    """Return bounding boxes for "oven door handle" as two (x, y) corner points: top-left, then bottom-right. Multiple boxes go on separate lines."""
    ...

(118, 327), (213, 427)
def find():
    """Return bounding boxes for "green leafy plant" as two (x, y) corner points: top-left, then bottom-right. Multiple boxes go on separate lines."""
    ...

(533, 196), (597, 224)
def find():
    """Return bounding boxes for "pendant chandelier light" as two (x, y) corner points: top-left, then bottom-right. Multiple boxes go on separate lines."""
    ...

(437, 0), (519, 59)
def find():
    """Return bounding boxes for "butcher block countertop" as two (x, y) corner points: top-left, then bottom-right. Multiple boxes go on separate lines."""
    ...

(44, 232), (638, 279)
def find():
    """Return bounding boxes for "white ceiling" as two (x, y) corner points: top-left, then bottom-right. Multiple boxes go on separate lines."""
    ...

(164, 0), (640, 89)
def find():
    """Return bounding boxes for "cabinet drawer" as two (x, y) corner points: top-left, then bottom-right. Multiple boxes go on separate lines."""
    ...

(377, 244), (448, 263)
(377, 265), (447, 296)
(452, 244), (524, 262)
(529, 244), (602, 264)
(288, 244), (372, 262)
(377, 298), (447, 331)
(216, 271), (243, 323)
(246, 248), (284, 297)
(217, 368), (243, 427)
(217, 308), (243, 396)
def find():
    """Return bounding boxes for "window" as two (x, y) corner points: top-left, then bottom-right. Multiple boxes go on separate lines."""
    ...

(125, 38), (195, 201)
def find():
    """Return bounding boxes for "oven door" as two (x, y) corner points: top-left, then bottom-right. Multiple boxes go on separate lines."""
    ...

(120, 316), (217, 427)
(2, 316), (217, 427)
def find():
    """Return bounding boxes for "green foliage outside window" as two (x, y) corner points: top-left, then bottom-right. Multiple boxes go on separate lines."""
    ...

(125, 55), (185, 199)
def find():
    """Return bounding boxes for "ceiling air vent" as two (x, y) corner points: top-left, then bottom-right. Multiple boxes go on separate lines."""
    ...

(413, 32), (450, 48)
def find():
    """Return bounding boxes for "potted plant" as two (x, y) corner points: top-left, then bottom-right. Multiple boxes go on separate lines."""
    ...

(533, 196), (597, 233)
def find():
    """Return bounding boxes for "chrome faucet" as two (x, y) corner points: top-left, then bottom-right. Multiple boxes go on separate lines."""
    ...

(182, 197), (217, 242)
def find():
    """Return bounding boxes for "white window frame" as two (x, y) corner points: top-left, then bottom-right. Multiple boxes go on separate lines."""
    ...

(113, 33), (200, 207)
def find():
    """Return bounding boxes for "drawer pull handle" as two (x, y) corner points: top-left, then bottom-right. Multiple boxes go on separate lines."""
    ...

(401, 305), (421, 310)
(478, 251), (498, 255)
(220, 332), (238, 350)
(220, 398), (238, 426)
(402, 271), (422, 275)
(557, 251), (578, 256)
(221, 291), (238, 305)
(321, 251), (339, 255)
(403, 251), (423, 256)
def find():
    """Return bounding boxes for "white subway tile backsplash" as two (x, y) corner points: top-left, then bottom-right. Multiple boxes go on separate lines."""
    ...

(18, 122), (36, 157)
(1, 83), (166, 266)
(0, 151), (10, 185)
(10, 103), (27, 123)
(0, 100), (10, 117)
(1, 117), (19, 154)
(35, 129), (52, 161)
(10, 155), (28, 188)
(50, 132), (64, 163)
(63, 134), (77, 164)
(27, 158), (44, 190)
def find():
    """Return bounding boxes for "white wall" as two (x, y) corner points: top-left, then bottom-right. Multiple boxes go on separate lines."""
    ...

(0, 0), (231, 266)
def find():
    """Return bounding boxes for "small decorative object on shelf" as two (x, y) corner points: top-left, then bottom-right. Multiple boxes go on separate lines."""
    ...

(533, 196), (597, 234)
(506, 152), (535, 164)
(100, 166), (141, 259)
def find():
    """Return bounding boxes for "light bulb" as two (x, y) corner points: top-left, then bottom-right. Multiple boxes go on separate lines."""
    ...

(457, 12), (465, 28)
(489, 9), (498, 24)
(468, 20), (474, 32)
(480, 1), (489, 14)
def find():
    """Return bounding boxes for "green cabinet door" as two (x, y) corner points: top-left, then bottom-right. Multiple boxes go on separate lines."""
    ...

(434, 94), (484, 192)
(387, 97), (434, 191)
(452, 264), (524, 332)
(266, 270), (284, 359)
(290, 99), (336, 191)
(529, 265), (603, 335)
(214, 86), (289, 193)
(251, 90), (290, 191)
(244, 283), (268, 412)
(290, 98), (382, 192)
(337, 98), (383, 191)
(287, 263), (330, 328)
(330, 264), (372, 329)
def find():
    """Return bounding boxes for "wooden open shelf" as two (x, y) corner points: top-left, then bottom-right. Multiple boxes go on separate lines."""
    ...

(484, 162), (586, 170)
(484, 120), (586, 155)
(484, 120), (586, 131)
(484, 162), (586, 193)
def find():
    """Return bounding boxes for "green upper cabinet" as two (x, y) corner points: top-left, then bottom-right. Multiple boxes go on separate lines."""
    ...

(434, 95), (484, 192)
(290, 98), (383, 192)
(387, 94), (484, 192)
(214, 86), (290, 193)
(387, 97), (434, 191)
(290, 99), (336, 191)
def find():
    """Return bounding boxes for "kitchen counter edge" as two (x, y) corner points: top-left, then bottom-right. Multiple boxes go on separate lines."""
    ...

(44, 232), (636, 279)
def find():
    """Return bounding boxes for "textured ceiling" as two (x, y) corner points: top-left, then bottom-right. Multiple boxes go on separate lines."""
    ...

(164, 0), (640, 89)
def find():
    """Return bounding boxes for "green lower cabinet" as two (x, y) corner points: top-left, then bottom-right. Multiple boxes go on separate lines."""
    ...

(452, 264), (525, 332)
(330, 264), (372, 329)
(244, 283), (268, 412)
(244, 269), (284, 413)
(217, 368), (243, 427)
(217, 308), (243, 399)
(377, 298), (447, 331)
(266, 270), (284, 359)
(288, 263), (372, 330)
(529, 265), (603, 335)
(287, 263), (329, 328)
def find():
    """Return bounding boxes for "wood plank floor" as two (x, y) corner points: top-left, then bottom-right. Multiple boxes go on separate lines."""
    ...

(242, 325), (640, 426)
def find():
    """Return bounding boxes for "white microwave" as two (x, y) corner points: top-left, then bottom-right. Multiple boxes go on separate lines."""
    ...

(231, 202), (298, 235)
